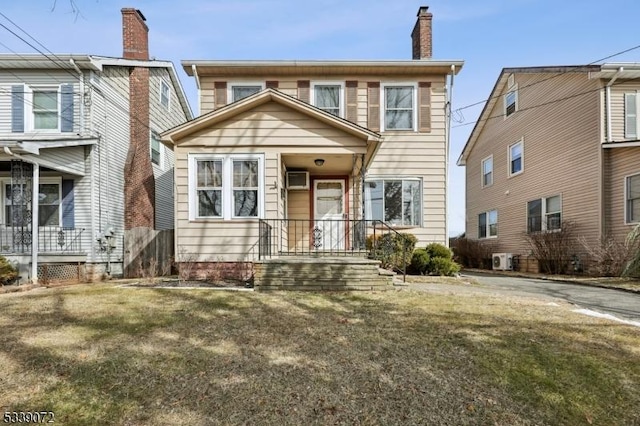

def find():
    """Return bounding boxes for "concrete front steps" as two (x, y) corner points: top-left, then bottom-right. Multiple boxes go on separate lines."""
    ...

(254, 257), (394, 291)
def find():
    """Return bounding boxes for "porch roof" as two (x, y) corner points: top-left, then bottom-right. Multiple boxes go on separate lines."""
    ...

(161, 88), (382, 146)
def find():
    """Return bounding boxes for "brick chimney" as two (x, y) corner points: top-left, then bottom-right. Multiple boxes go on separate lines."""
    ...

(122, 8), (149, 60)
(122, 8), (155, 229)
(411, 6), (432, 59)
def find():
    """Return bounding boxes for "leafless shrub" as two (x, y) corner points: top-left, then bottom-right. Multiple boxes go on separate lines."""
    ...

(580, 235), (638, 277)
(450, 237), (497, 269)
(524, 221), (578, 275)
(623, 224), (640, 278)
(176, 247), (197, 284)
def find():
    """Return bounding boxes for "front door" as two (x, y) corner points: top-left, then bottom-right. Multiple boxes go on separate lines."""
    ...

(313, 179), (346, 250)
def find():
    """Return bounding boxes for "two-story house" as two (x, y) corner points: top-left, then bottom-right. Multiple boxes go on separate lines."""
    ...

(457, 63), (640, 273)
(161, 6), (463, 286)
(1, 8), (191, 283)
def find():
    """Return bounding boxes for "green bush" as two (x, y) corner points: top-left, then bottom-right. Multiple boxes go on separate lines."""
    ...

(409, 249), (430, 275)
(368, 232), (417, 272)
(425, 243), (453, 260)
(0, 256), (18, 285)
(429, 257), (460, 276)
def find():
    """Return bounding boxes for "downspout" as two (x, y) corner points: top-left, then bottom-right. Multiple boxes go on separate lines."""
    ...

(192, 65), (201, 114)
(4, 147), (39, 284)
(444, 64), (456, 246)
(601, 67), (623, 239)
(70, 59), (85, 133)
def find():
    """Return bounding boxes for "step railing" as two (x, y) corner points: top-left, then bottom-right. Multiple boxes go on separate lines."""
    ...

(257, 219), (413, 281)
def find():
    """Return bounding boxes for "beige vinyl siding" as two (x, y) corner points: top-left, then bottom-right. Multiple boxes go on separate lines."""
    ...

(604, 147), (640, 241)
(609, 81), (640, 141)
(287, 190), (310, 251)
(465, 72), (602, 257)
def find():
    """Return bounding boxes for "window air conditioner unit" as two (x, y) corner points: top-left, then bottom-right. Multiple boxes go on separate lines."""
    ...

(492, 253), (513, 271)
(286, 171), (309, 190)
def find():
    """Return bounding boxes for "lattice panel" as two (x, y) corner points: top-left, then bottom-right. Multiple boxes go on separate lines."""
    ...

(38, 263), (86, 283)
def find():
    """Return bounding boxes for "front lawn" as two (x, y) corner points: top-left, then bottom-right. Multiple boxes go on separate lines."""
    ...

(0, 284), (638, 425)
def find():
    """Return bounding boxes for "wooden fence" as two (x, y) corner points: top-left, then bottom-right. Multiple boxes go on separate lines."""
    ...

(123, 227), (174, 278)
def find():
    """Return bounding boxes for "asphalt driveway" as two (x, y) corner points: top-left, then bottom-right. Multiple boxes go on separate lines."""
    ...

(460, 272), (640, 322)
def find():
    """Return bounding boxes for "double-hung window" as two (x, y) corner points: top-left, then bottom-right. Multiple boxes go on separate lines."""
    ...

(33, 88), (59, 130)
(160, 80), (171, 109)
(382, 84), (416, 131)
(190, 154), (264, 220)
(150, 132), (162, 166)
(527, 195), (561, 233)
(509, 140), (523, 176)
(625, 92), (638, 139)
(626, 173), (640, 223)
(365, 178), (421, 226)
(312, 83), (343, 117)
(504, 86), (518, 118)
(482, 156), (493, 187)
(230, 83), (264, 103)
(478, 210), (497, 238)
(4, 179), (61, 226)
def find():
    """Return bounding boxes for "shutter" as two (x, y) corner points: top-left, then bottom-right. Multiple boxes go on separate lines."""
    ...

(367, 82), (380, 131)
(61, 179), (75, 228)
(625, 92), (637, 139)
(297, 80), (310, 103)
(418, 82), (432, 133)
(345, 80), (358, 123)
(214, 81), (227, 108)
(266, 81), (279, 89)
(61, 83), (74, 132)
(11, 85), (24, 133)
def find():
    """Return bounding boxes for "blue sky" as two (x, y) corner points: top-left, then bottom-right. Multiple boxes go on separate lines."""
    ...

(2, 0), (639, 236)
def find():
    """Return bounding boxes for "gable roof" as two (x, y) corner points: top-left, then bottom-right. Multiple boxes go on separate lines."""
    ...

(456, 65), (599, 166)
(161, 88), (382, 144)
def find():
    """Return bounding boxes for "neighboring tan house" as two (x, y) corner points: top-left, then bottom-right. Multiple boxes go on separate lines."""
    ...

(161, 6), (463, 287)
(0, 8), (191, 282)
(457, 63), (640, 272)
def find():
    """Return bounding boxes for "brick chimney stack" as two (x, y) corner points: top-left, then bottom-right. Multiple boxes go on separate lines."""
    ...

(122, 8), (149, 60)
(122, 8), (155, 229)
(411, 6), (433, 59)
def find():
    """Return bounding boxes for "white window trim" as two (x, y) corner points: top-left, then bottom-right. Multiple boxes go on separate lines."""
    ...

(508, 139), (524, 177)
(159, 79), (171, 110)
(310, 81), (345, 117)
(380, 82), (418, 132)
(150, 131), (164, 169)
(478, 209), (498, 239)
(503, 84), (518, 119)
(228, 82), (265, 103)
(624, 91), (638, 140)
(364, 176), (423, 227)
(1, 177), (62, 226)
(188, 153), (265, 221)
(625, 172), (640, 224)
(481, 155), (493, 188)
(25, 85), (62, 133)
(527, 195), (562, 233)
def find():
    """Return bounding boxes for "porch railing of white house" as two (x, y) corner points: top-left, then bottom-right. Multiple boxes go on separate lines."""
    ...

(257, 219), (413, 281)
(0, 226), (85, 254)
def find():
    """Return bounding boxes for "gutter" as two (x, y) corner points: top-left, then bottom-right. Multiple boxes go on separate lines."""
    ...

(445, 64), (456, 245)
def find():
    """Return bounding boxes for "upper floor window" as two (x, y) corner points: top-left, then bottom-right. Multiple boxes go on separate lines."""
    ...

(365, 178), (421, 226)
(383, 84), (416, 131)
(626, 173), (640, 223)
(312, 83), (343, 117)
(478, 209), (498, 238)
(33, 89), (58, 130)
(625, 92), (637, 139)
(11, 84), (74, 133)
(150, 132), (162, 167)
(504, 85), (518, 118)
(509, 140), (523, 176)
(160, 80), (171, 109)
(527, 195), (561, 233)
(482, 155), (493, 187)
(230, 83), (264, 103)
(189, 154), (264, 220)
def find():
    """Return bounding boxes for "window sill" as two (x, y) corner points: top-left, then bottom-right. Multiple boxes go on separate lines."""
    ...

(508, 171), (523, 178)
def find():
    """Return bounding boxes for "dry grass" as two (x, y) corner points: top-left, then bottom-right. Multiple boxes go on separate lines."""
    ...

(0, 284), (639, 425)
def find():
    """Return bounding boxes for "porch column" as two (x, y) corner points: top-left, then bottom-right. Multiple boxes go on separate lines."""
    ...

(31, 163), (39, 284)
